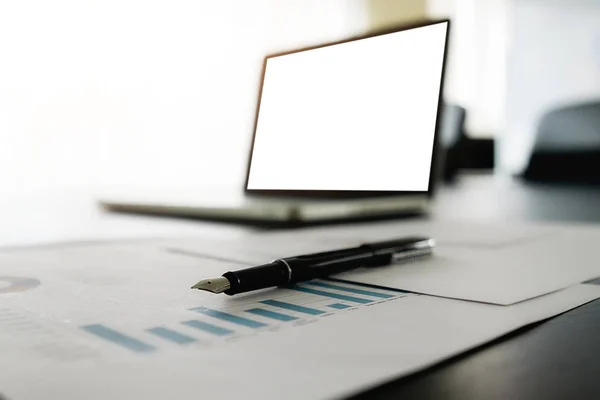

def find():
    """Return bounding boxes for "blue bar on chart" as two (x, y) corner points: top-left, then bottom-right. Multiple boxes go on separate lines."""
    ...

(305, 281), (395, 299)
(182, 320), (233, 336)
(146, 327), (197, 345)
(81, 324), (156, 353)
(288, 286), (372, 304)
(328, 303), (351, 310)
(260, 299), (325, 316)
(190, 307), (268, 329)
(245, 308), (298, 322)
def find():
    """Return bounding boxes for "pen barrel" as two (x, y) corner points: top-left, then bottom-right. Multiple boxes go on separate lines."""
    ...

(285, 250), (379, 284)
(223, 262), (290, 295)
(223, 237), (433, 295)
(364, 237), (432, 254)
(283, 237), (432, 283)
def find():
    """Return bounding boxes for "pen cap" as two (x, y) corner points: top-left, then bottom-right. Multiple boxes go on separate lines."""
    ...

(284, 248), (378, 283)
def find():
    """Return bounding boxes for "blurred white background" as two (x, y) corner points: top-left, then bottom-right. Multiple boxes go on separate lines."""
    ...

(2, 0), (599, 199)
(0, 0), (366, 196)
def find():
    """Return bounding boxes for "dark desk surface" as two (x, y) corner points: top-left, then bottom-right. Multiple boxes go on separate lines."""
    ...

(431, 172), (600, 225)
(352, 173), (600, 399)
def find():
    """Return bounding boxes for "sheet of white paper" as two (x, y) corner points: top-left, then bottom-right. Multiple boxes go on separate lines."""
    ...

(162, 219), (600, 305)
(1, 240), (600, 400)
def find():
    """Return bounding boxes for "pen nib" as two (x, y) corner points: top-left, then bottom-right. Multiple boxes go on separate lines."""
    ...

(191, 277), (231, 294)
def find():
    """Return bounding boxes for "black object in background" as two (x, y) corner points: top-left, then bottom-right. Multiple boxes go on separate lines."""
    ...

(437, 104), (465, 182)
(436, 103), (496, 181)
(523, 100), (600, 184)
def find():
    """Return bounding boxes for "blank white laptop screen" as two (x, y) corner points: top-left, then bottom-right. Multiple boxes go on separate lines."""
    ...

(246, 21), (448, 192)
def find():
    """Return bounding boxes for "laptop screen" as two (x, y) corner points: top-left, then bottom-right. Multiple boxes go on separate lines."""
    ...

(246, 20), (449, 196)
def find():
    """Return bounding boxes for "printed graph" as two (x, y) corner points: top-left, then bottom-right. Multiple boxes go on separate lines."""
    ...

(80, 280), (407, 353)
(0, 276), (41, 294)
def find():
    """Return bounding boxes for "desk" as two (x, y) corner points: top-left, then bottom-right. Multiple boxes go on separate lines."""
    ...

(2, 175), (600, 399)
(354, 173), (600, 400)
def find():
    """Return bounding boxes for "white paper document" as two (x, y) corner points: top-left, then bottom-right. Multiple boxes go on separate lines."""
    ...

(1, 240), (600, 400)
(162, 219), (600, 305)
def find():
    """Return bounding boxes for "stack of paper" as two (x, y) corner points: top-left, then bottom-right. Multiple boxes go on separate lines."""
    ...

(1, 219), (599, 399)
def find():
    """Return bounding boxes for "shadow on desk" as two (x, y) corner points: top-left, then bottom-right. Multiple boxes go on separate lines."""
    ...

(104, 205), (426, 230)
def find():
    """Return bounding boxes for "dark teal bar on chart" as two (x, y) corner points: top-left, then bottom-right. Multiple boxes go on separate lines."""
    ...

(81, 324), (156, 353)
(260, 299), (325, 316)
(304, 281), (394, 299)
(288, 286), (373, 304)
(328, 303), (351, 310)
(190, 307), (268, 329)
(246, 308), (298, 321)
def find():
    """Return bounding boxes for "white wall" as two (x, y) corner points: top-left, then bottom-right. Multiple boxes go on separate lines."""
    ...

(500, 0), (600, 174)
(0, 1), (367, 195)
(427, 0), (509, 139)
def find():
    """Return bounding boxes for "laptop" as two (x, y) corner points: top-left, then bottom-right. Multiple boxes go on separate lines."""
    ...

(101, 19), (450, 226)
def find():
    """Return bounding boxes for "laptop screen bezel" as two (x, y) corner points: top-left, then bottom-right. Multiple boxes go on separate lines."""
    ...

(243, 19), (450, 199)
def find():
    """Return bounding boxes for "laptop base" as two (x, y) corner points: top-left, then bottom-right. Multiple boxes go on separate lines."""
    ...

(100, 192), (429, 228)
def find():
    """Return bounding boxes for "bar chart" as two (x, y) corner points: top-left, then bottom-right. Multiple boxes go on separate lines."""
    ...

(80, 280), (407, 353)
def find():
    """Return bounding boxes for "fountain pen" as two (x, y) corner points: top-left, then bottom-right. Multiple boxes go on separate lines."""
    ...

(191, 236), (434, 295)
